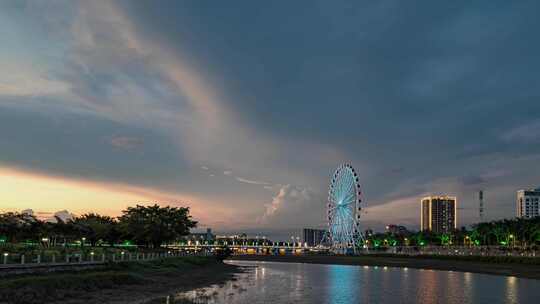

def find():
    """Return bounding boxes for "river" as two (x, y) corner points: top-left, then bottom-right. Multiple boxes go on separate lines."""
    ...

(171, 260), (540, 304)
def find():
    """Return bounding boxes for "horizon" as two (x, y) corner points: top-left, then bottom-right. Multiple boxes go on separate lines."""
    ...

(1, 1), (540, 241)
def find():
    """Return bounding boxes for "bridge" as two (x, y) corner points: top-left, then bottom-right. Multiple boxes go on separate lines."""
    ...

(166, 243), (330, 255)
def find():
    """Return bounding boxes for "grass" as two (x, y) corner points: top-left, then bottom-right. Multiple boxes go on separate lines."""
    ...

(0, 256), (220, 304)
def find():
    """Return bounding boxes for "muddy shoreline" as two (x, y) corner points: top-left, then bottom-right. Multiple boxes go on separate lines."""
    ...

(0, 257), (244, 304)
(229, 254), (540, 279)
(110, 262), (242, 304)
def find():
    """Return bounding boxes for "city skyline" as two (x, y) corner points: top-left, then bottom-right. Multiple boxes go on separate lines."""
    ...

(1, 1), (540, 240)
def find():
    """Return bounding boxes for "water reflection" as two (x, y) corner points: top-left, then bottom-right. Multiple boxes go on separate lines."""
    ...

(506, 276), (518, 303)
(327, 264), (360, 303)
(168, 260), (540, 304)
(465, 271), (481, 303)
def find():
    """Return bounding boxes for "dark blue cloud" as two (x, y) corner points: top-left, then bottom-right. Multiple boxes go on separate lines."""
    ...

(0, 100), (187, 189)
(119, 1), (540, 162)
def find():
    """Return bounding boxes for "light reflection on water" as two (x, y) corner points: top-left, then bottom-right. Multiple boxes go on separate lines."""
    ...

(506, 276), (518, 303)
(171, 260), (540, 304)
(328, 264), (359, 303)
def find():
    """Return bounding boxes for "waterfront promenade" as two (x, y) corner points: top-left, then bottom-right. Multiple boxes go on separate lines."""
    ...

(0, 250), (210, 276)
(229, 254), (540, 279)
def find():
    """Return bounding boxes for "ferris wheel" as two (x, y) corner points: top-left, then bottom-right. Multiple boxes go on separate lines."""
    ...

(327, 164), (363, 253)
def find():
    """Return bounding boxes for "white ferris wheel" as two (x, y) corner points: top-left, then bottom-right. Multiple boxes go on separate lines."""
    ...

(327, 164), (363, 253)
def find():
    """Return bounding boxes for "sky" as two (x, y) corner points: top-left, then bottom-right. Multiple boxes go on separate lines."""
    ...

(1, 0), (539, 240)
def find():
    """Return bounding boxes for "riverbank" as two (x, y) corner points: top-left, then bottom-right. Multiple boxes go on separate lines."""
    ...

(0, 256), (241, 304)
(229, 254), (540, 279)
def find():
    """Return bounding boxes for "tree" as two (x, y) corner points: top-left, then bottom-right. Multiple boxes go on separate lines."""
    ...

(73, 213), (117, 246)
(48, 216), (80, 247)
(0, 212), (42, 243)
(118, 204), (197, 248)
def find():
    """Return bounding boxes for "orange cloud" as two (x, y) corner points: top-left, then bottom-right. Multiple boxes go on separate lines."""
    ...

(0, 166), (231, 226)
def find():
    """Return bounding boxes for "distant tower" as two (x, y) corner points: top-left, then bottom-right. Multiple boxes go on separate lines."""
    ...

(479, 190), (484, 220)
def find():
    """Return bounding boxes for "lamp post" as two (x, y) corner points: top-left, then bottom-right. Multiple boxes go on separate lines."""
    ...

(509, 234), (515, 248)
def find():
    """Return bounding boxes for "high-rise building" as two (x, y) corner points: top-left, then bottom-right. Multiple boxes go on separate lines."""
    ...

(302, 228), (326, 247)
(479, 190), (485, 220)
(517, 189), (540, 218)
(421, 196), (457, 234)
(182, 228), (215, 242)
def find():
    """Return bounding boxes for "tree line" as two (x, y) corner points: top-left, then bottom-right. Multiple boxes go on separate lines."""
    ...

(365, 217), (540, 248)
(0, 204), (197, 248)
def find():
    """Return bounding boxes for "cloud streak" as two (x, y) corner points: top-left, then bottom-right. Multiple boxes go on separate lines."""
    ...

(235, 177), (270, 185)
(109, 136), (144, 151)
(501, 120), (540, 143)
